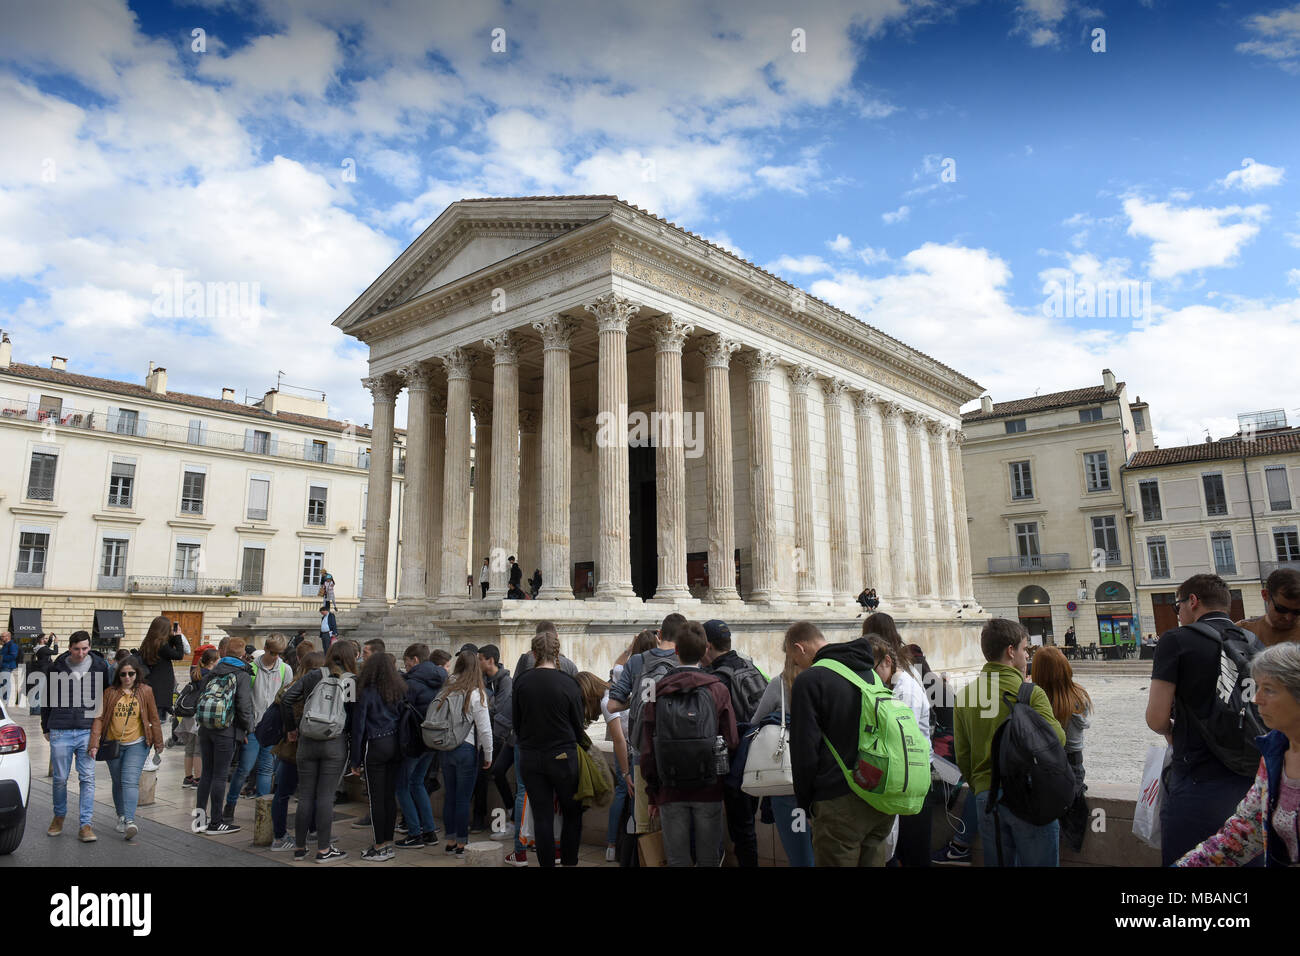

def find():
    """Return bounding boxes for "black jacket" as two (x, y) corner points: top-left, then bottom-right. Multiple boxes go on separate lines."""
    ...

(198, 659), (256, 738)
(484, 665), (513, 745)
(405, 661), (447, 714)
(143, 635), (186, 713)
(509, 562), (523, 589)
(40, 650), (111, 732)
(790, 638), (878, 814)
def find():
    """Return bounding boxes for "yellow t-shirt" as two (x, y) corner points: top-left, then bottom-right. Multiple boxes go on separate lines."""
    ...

(108, 691), (146, 745)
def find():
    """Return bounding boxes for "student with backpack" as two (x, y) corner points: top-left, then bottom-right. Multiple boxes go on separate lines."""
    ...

(350, 652), (407, 861)
(749, 651), (816, 866)
(1031, 646), (1093, 853)
(431, 648), (492, 857)
(179, 649), (218, 790)
(394, 644), (445, 849)
(223, 633), (291, 820)
(701, 619), (767, 867)
(512, 630), (585, 867)
(955, 619), (1068, 867)
(280, 640), (358, 862)
(269, 652), (324, 851)
(1146, 573), (1267, 866)
(639, 621), (737, 867)
(607, 613), (686, 838)
(193, 637), (256, 836)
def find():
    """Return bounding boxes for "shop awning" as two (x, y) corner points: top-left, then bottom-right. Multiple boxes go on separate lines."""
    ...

(7, 607), (41, 645)
(92, 609), (125, 650)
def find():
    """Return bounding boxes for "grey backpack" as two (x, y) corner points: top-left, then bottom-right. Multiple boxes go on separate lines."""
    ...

(627, 651), (680, 754)
(300, 668), (352, 741)
(422, 689), (475, 751)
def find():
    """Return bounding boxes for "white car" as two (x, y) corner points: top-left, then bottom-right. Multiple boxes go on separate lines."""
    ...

(0, 699), (30, 854)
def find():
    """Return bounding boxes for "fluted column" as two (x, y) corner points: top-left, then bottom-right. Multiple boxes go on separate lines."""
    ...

(927, 420), (957, 601)
(439, 348), (475, 601)
(905, 411), (934, 601)
(470, 398), (492, 586)
(744, 351), (780, 603)
(948, 429), (976, 602)
(788, 364), (820, 604)
(650, 315), (695, 602)
(397, 362), (434, 608)
(518, 408), (540, 587)
(533, 314), (579, 600)
(701, 335), (742, 604)
(424, 391), (446, 601)
(485, 331), (520, 592)
(359, 374), (400, 611)
(587, 293), (638, 600)
(822, 378), (854, 604)
(880, 401), (911, 598)
(854, 392), (883, 594)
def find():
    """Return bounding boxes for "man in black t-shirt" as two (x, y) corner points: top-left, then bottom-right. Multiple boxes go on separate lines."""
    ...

(1145, 573), (1260, 867)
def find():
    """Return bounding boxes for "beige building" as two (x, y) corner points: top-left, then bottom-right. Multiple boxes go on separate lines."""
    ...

(0, 335), (405, 649)
(333, 195), (988, 675)
(1123, 412), (1300, 637)
(962, 370), (1154, 647)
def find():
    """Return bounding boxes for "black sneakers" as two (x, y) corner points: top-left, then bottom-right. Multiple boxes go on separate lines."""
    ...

(394, 835), (425, 849)
(206, 822), (241, 835)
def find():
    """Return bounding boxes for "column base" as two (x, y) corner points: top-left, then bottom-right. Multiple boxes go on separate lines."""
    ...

(707, 588), (743, 604)
(592, 585), (638, 602)
(647, 594), (701, 608)
(536, 586), (575, 601)
(796, 589), (824, 605)
(395, 596), (429, 612)
(356, 599), (389, 615)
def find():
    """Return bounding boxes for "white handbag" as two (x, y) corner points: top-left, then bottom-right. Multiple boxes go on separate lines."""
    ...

(741, 679), (796, 797)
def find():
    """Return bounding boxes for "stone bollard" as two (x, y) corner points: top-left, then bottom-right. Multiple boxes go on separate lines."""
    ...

(253, 795), (274, 847)
(462, 841), (504, 867)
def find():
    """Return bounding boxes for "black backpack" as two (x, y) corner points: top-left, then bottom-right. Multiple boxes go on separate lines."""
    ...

(653, 682), (720, 790)
(987, 682), (1075, 862)
(1177, 621), (1266, 777)
(173, 678), (202, 718)
(710, 655), (767, 725)
(627, 651), (679, 752)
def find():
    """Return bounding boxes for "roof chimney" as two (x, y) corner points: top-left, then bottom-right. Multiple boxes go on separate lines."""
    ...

(0, 332), (10, 369)
(221, 387), (236, 402)
(1102, 368), (1116, 392)
(51, 356), (67, 371)
(146, 365), (167, 394)
(980, 394), (993, 414)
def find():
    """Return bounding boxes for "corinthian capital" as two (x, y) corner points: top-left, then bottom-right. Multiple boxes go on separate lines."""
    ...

(396, 360), (437, 391)
(881, 401), (908, 422)
(439, 347), (477, 382)
(925, 417), (949, 439)
(948, 428), (968, 447)
(518, 409), (540, 434)
(787, 364), (818, 394)
(742, 350), (780, 383)
(428, 391), (448, 416)
(854, 390), (882, 416)
(650, 314), (695, 352)
(532, 314), (580, 350)
(585, 293), (641, 334)
(821, 377), (851, 405)
(698, 334), (743, 369)
(362, 373), (402, 404)
(903, 409), (931, 430)
(483, 330), (521, 364)
(471, 398), (493, 425)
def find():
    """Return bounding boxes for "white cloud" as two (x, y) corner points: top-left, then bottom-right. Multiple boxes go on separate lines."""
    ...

(755, 154), (823, 195)
(1219, 157), (1286, 191)
(825, 234), (890, 265)
(1236, 4), (1300, 73)
(1123, 197), (1267, 279)
(827, 234), (853, 254)
(1011, 0), (1070, 47)
(882, 205), (910, 224)
(765, 255), (832, 276)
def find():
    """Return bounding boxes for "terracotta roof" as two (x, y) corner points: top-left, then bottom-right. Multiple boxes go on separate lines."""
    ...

(1, 363), (377, 438)
(961, 384), (1124, 422)
(449, 196), (979, 390)
(1127, 430), (1300, 469)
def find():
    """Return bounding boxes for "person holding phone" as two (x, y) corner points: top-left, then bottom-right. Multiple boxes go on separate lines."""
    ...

(140, 617), (185, 766)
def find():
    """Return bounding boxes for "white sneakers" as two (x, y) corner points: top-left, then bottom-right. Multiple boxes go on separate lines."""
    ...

(115, 816), (126, 833)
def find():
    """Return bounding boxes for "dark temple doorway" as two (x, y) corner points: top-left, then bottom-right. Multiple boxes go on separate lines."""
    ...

(629, 444), (657, 599)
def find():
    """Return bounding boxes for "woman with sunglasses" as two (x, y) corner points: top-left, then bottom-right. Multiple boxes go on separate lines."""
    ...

(89, 661), (165, 840)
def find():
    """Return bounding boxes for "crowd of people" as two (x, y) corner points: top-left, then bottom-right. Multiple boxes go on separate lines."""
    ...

(20, 566), (1300, 867)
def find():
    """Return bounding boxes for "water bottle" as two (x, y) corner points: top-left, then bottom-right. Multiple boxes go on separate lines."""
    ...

(712, 735), (730, 777)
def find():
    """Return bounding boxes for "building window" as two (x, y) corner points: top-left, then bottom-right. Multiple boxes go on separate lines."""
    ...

(1009, 460), (1033, 500)
(108, 461), (135, 507)
(99, 538), (128, 589)
(361, 489), (368, 531)
(309, 440), (328, 463)
(1275, 528), (1300, 563)
(1004, 419), (1027, 434)
(307, 485), (328, 526)
(246, 430), (271, 455)
(241, 547), (264, 594)
(1079, 407), (1102, 423)
(1084, 451), (1110, 492)
(1139, 479), (1162, 521)
(357, 551), (365, 597)
(175, 543), (201, 579)
(188, 419), (206, 445)
(181, 470), (206, 514)
(247, 477), (270, 521)
(27, 452), (57, 500)
(302, 550), (324, 595)
(114, 408), (139, 436)
(1147, 537), (1170, 579)
(38, 395), (63, 420)
(1015, 522), (1040, 568)
(1266, 466), (1291, 511)
(16, 532), (49, 585)
(1092, 516), (1120, 564)
(1203, 473), (1228, 516)
(1211, 531), (1236, 576)
(1132, 408), (1146, 431)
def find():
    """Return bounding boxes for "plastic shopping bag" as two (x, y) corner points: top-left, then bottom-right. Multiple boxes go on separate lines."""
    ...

(1133, 744), (1171, 850)
(518, 794), (563, 850)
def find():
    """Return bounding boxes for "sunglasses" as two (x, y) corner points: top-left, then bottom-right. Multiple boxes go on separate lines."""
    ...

(120, 671), (137, 677)
(1270, 596), (1300, 617)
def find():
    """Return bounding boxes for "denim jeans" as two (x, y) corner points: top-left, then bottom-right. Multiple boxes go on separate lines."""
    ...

(225, 735), (275, 811)
(108, 740), (150, 822)
(606, 763), (628, 844)
(1160, 761), (1260, 867)
(976, 789), (1059, 866)
(442, 741), (478, 844)
(770, 794), (815, 867)
(395, 751), (438, 838)
(660, 801), (724, 867)
(512, 742), (526, 853)
(272, 759), (301, 840)
(50, 728), (95, 826)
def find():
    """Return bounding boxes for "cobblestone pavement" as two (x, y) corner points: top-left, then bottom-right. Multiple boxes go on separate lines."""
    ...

(1071, 674), (1167, 789)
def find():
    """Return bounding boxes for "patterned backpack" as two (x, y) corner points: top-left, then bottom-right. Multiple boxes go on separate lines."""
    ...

(196, 673), (238, 730)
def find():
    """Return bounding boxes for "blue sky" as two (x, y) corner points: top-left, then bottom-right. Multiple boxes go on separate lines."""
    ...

(1, 0), (1297, 443)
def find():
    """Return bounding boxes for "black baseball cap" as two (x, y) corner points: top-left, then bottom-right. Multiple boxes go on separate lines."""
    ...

(458, 642), (480, 655)
(702, 620), (731, 648)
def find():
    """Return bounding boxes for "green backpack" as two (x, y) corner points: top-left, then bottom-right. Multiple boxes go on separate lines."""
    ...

(813, 659), (931, 816)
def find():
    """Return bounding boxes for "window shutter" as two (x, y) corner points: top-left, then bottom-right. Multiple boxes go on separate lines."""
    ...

(106, 405), (119, 431)
(244, 428), (255, 453)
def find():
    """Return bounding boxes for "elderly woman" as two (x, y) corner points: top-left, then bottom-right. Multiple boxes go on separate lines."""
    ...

(1176, 642), (1300, 867)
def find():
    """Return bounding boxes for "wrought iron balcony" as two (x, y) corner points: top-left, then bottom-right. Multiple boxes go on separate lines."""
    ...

(987, 553), (1071, 573)
(97, 574), (126, 591)
(13, 571), (45, 588)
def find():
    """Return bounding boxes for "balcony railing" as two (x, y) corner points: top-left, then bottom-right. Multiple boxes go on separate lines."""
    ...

(0, 396), (401, 473)
(302, 582), (323, 597)
(127, 575), (248, 595)
(26, 484), (54, 501)
(1102, 549), (1122, 565)
(107, 493), (132, 507)
(14, 571), (45, 588)
(98, 574), (126, 591)
(987, 553), (1071, 573)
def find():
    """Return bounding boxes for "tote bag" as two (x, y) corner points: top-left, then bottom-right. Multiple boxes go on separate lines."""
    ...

(1133, 744), (1171, 850)
(742, 680), (795, 797)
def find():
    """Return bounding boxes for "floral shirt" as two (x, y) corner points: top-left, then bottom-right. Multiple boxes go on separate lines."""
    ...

(1176, 755), (1298, 866)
